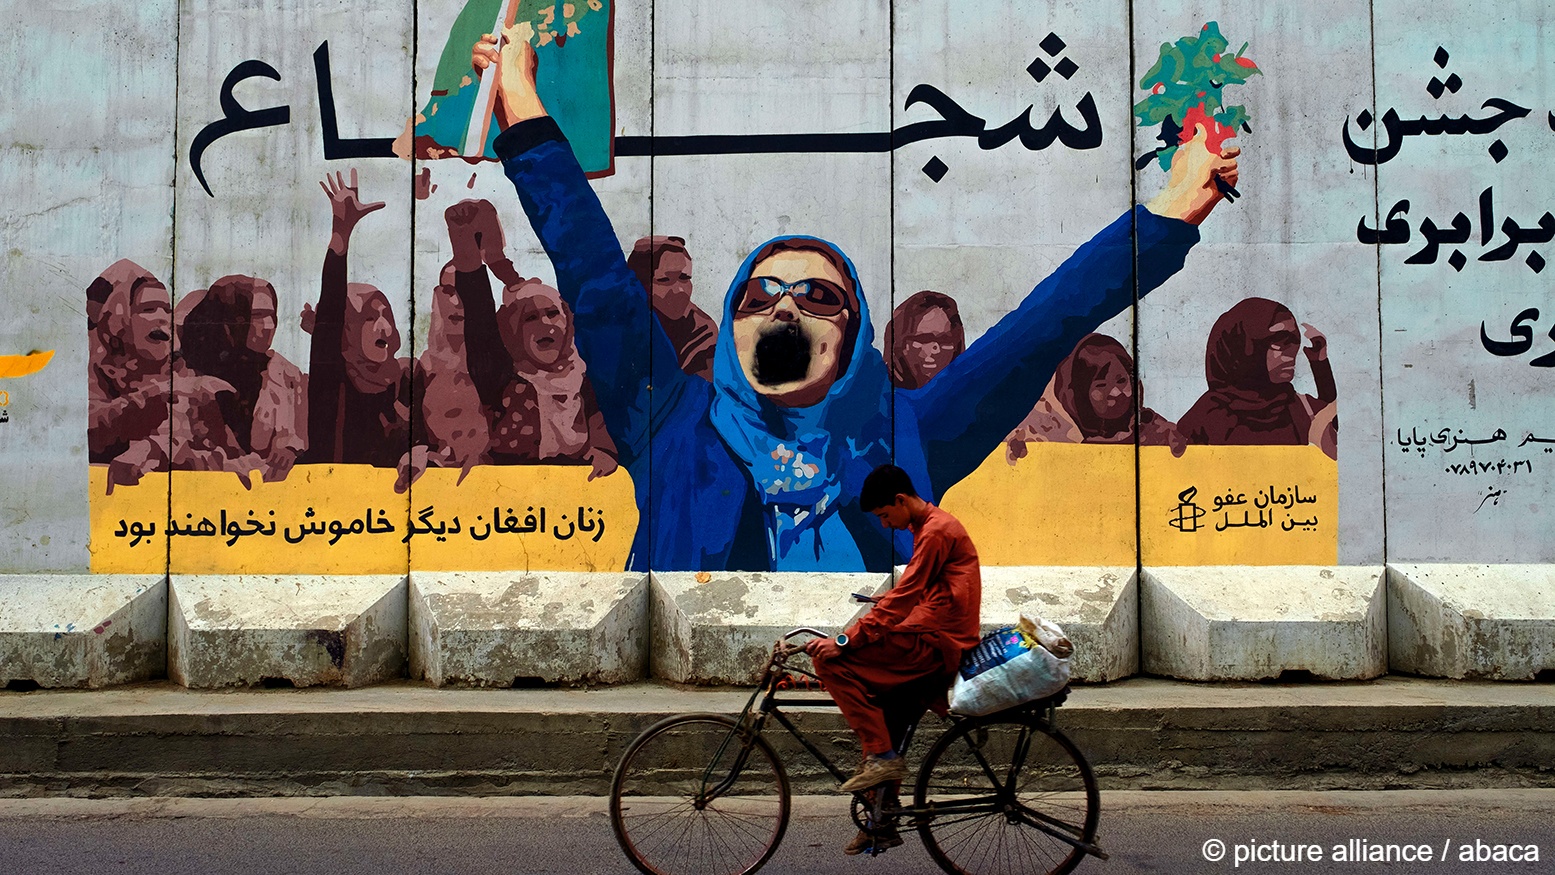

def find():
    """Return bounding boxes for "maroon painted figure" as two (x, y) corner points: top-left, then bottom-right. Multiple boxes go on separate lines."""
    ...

(626, 235), (718, 381)
(1006, 333), (1187, 463)
(886, 290), (965, 390)
(301, 170), (427, 492)
(442, 198), (619, 476)
(1177, 297), (1337, 460)
(805, 464), (982, 805)
(87, 260), (173, 493)
(176, 275), (309, 484)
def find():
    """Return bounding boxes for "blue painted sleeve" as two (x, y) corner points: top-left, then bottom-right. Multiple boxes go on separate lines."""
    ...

(494, 118), (686, 462)
(911, 206), (1200, 495)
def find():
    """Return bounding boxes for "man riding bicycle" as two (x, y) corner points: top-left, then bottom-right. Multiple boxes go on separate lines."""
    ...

(805, 464), (983, 854)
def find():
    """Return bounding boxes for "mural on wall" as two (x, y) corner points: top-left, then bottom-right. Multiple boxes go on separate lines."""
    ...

(1372, 0), (1555, 561)
(463, 15), (1244, 573)
(1005, 334), (1186, 460)
(405, 0), (615, 175)
(1129, 11), (1354, 567)
(1133, 22), (1259, 176)
(90, 164), (635, 572)
(0, 351), (51, 431)
(886, 291), (964, 392)
(629, 236), (717, 382)
(1178, 298), (1336, 458)
(15, 1), (1552, 575)
(87, 261), (173, 495)
(86, 9), (1248, 573)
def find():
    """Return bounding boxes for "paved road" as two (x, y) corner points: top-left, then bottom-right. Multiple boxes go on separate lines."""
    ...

(0, 791), (1550, 874)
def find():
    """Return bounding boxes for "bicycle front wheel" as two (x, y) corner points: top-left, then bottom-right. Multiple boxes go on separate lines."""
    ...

(914, 714), (1099, 875)
(610, 713), (791, 875)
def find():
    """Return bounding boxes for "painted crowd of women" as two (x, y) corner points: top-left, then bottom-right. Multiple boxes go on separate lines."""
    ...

(612, 248), (1341, 465)
(87, 170), (620, 494)
(883, 290), (1340, 463)
(88, 172), (1334, 499)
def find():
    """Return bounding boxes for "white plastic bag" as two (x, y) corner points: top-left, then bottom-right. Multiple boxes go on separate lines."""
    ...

(1022, 615), (1073, 658)
(948, 621), (1072, 716)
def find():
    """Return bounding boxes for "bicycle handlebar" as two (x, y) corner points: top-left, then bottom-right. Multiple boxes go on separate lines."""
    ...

(769, 628), (831, 666)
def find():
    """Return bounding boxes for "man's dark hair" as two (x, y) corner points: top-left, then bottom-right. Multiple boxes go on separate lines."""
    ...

(859, 464), (917, 512)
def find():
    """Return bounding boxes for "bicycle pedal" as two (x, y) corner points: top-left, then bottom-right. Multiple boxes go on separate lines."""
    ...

(865, 834), (904, 856)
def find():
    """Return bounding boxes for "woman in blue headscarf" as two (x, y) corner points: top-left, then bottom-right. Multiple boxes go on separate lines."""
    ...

(471, 33), (1238, 571)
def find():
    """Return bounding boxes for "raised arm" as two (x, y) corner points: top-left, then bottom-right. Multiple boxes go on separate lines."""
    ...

(445, 200), (514, 414)
(911, 126), (1238, 494)
(305, 169), (385, 462)
(1302, 323), (1337, 404)
(475, 30), (687, 462)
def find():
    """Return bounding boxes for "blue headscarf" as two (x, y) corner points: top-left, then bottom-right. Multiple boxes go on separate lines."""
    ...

(708, 236), (894, 571)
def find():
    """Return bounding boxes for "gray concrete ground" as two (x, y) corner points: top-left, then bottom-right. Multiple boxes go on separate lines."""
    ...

(0, 791), (1551, 874)
(4, 677), (1554, 796)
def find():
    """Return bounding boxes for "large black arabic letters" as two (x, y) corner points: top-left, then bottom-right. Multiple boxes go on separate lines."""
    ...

(313, 42), (397, 161)
(1360, 188), (1555, 276)
(1479, 307), (1555, 366)
(1481, 211), (1555, 262)
(189, 61), (291, 198)
(1357, 200), (1412, 245)
(611, 82), (1103, 158)
(1406, 212), (1471, 264)
(1342, 99), (1531, 166)
(192, 46), (1102, 196)
(899, 84), (1103, 152)
(193, 43), (397, 196)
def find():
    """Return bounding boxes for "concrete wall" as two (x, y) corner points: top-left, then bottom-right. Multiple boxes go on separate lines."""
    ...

(2, 0), (1552, 579)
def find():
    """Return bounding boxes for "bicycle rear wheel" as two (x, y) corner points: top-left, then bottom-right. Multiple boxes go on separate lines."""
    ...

(914, 713), (1099, 875)
(610, 713), (790, 875)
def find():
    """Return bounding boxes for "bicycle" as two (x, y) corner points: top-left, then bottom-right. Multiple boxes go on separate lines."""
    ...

(609, 625), (1105, 875)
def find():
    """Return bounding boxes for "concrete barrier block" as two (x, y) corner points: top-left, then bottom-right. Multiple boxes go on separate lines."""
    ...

(169, 576), (407, 688)
(650, 572), (889, 685)
(409, 572), (648, 686)
(1388, 564), (1555, 680)
(1141, 566), (1386, 681)
(982, 567), (1138, 683)
(0, 575), (167, 688)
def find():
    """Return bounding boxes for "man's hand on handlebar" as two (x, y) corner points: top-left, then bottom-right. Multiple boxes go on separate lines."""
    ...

(803, 636), (842, 662)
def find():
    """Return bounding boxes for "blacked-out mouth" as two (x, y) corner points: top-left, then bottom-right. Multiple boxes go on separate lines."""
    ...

(148, 330), (170, 342)
(754, 323), (811, 386)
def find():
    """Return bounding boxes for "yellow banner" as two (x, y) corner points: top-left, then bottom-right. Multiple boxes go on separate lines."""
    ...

(90, 444), (1333, 572)
(90, 464), (637, 574)
(942, 443), (1137, 566)
(1140, 444), (1338, 566)
(89, 468), (168, 574)
(943, 442), (1338, 566)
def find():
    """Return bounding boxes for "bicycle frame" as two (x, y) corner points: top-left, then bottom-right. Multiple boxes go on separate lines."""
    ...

(693, 628), (1105, 862)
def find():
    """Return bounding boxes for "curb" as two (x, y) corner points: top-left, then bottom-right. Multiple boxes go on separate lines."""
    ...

(2, 677), (1552, 796)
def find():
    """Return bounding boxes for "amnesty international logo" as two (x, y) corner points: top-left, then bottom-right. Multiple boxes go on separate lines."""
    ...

(1168, 486), (1206, 533)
